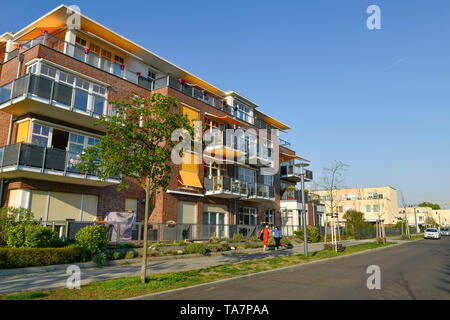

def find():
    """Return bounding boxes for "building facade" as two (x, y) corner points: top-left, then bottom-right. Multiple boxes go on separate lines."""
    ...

(0, 5), (309, 238)
(312, 186), (399, 226)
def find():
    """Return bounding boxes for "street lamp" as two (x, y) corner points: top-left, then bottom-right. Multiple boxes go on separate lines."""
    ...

(299, 161), (309, 257)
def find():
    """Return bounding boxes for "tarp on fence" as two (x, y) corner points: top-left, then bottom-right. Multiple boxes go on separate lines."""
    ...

(105, 211), (136, 241)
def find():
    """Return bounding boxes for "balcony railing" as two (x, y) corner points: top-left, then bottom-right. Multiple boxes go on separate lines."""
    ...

(0, 142), (117, 183)
(281, 189), (308, 202)
(205, 130), (247, 155)
(5, 33), (154, 92)
(204, 176), (248, 197)
(280, 164), (313, 181)
(0, 73), (107, 118)
(279, 138), (291, 148)
(247, 183), (275, 200)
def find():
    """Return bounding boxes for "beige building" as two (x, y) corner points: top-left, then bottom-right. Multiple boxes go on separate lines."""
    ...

(312, 186), (399, 225)
(398, 207), (450, 228)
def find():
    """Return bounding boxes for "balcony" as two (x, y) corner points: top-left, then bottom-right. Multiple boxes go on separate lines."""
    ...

(0, 73), (107, 130)
(280, 163), (313, 183)
(4, 33), (155, 92)
(204, 176), (248, 198)
(246, 183), (275, 201)
(246, 143), (272, 167)
(281, 189), (308, 202)
(0, 143), (118, 186)
(204, 130), (246, 161)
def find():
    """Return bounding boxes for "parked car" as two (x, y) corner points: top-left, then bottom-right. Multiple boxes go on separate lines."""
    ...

(424, 228), (441, 239)
(439, 228), (450, 236)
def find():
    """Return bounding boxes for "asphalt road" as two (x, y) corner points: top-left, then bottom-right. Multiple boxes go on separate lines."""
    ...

(138, 237), (450, 300)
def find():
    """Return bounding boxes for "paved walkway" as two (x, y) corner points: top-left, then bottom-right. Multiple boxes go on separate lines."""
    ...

(0, 238), (388, 295)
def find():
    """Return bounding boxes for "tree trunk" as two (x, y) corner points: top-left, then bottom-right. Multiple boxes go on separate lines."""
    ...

(140, 177), (151, 283)
(323, 214), (328, 247)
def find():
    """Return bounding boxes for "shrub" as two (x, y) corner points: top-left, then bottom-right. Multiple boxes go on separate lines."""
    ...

(112, 251), (121, 260)
(124, 250), (135, 259)
(281, 237), (292, 246)
(184, 243), (207, 255)
(232, 233), (242, 243)
(0, 246), (89, 269)
(124, 243), (136, 248)
(221, 243), (230, 251)
(92, 252), (107, 265)
(6, 224), (57, 248)
(0, 207), (35, 247)
(74, 225), (108, 256)
(294, 226), (320, 243)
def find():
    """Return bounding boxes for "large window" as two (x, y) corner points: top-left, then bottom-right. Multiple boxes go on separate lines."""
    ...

(28, 62), (107, 116)
(238, 207), (257, 225)
(263, 175), (273, 186)
(233, 101), (251, 122)
(265, 209), (275, 225)
(238, 167), (256, 184)
(31, 124), (50, 147)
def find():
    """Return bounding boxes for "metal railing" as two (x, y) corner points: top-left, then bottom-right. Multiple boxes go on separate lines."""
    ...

(204, 175), (249, 196)
(248, 182), (274, 200)
(281, 189), (308, 202)
(279, 138), (291, 148)
(0, 73), (107, 117)
(205, 130), (247, 154)
(280, 164), (313, 180)
(0, 142), (111, 179)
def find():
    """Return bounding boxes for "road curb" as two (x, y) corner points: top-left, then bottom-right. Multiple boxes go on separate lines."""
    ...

(126, 239), (422, 300)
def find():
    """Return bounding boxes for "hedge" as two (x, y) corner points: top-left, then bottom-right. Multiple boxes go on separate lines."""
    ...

(0, 246), (89, 269)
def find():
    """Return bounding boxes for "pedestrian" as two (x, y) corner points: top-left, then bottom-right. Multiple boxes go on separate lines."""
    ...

(272, 226), (281, 250)
(260, 224), (270, 252)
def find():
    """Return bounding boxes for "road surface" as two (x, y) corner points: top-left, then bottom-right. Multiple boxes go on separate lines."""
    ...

(137, 237), (450, 300)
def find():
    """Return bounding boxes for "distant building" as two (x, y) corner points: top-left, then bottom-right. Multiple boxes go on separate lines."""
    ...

(398, 207), (450, 228)
(311, 186), (399, 226)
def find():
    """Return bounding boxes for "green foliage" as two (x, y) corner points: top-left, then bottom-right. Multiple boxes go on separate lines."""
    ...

(184, 243), (207, 255)
(124, 243), (136, 248)
(74, 225), (108, 256)
(92, 252), (107, 265)
(294, 226), (320, 243)
(125, 251), (135, 259)
(0, 246), (89, 269)
(343, 210), (372, 236)
(418, 202), (441, 210)
(424, 216), (438, 227)
(6, 224), (57, 248)
(281, 237), (292, 246)
(232, 233), (242, 243)
(77, 93), (193, 193)
(112, 251), (122, 260)
(248, 236), (258, 241)
(0, 207), (35, 247)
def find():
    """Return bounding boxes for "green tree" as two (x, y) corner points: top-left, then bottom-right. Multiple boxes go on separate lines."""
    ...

(78, 93), (192, 283)
(418, 202), (441, 210)
(343, 210), (371, 236)
(424, 216), (438, 227)
(0, 207), (34, 247)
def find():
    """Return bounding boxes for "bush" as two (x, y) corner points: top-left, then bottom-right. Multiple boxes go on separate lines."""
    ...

(125, 250), (135, 259)
(294, 226), (320, 243)
(112, 251), (121, 260)
(92, 252), (107, 265)
(184, 243), (207, 255)
(0, 207), (35, 247)
(6, 224), (58, 248)
(232, 233), (242, 243)
(0, 246), (89, 269)
(74, 225), (108, 256)
(281, 237), (292, 246)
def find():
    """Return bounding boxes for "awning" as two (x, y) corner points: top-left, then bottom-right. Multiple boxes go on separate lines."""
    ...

(16, 27), (66, 41)
(179, 170), (202, 188)
(204, 147), (245, 158)
(280, 152), (309, 162)
(205, 112), (245, 126)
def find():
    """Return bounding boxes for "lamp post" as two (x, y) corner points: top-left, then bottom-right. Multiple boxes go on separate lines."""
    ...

(299, 162), (309, 257)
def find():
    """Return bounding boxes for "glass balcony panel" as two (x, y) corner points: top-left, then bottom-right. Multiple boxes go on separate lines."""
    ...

(53, 82), (73, 106)
(0, 82), (13, 104)
(18, 144), (45, 168)
(44, 148), (66, 171)
(28, 75), (52, 100)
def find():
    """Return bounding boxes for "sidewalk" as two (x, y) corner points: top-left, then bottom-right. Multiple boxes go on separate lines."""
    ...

(0, 238), (391, 295)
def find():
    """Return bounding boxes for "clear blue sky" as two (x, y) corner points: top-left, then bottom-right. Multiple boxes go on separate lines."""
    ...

(1, 1), (449, 205)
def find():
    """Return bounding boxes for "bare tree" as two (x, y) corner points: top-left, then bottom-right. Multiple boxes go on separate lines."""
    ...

(372, 189), (386, 243)
(400, 192), (411, 239)
(318, 161), (350, 250)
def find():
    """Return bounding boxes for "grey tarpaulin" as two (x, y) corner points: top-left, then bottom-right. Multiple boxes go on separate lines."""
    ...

(105, 211), (136, 241)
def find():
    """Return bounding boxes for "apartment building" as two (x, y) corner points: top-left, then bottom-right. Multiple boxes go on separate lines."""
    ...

(398, 207), (450, 228)
(0, 5), (308, 237)
(312, 186), (399, 226)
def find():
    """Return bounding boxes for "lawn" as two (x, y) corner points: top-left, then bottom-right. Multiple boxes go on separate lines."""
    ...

(0, 241), (396, 300)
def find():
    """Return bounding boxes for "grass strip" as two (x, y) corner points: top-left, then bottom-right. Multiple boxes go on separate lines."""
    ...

(0, 241), (396, 300)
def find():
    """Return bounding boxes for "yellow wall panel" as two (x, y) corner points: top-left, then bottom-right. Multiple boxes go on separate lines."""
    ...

(16, 121), (30, 143)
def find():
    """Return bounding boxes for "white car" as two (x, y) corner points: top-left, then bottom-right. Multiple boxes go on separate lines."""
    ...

(424, 228), (441, 239)
(440, 228), (450, 236)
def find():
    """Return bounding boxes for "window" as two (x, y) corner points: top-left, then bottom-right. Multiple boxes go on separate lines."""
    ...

(337, 206), (343, 213)
(148, 70), (156, 80)
(89, 43), (101, 55)
(365, 205), (371, 213)
(373, 205), (380, 213)
(73, 78), (90, 112)
(265, 209), (275, 225)
(40, 65), (56, 79)
(238, 167), (256, 184)
(75, 37), (87, 47)
(27, 63), (38, 74)
(342, 193), (356, 201)
(233, 101), (250, 122)
(67, 133), (85, 171)
(263, 175), (273, 186)
(31, 124), (50, 147)
(59, 72), (75, 85)
(238, 207), (257, 225)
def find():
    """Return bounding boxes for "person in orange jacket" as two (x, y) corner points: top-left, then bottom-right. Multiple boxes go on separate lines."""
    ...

(260, 224), (270, 252)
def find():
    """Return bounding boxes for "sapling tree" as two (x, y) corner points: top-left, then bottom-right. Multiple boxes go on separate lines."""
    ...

(78, 93), (192, 283)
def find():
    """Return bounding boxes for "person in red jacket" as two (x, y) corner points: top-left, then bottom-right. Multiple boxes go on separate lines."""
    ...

(260, 224), (270, 252)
